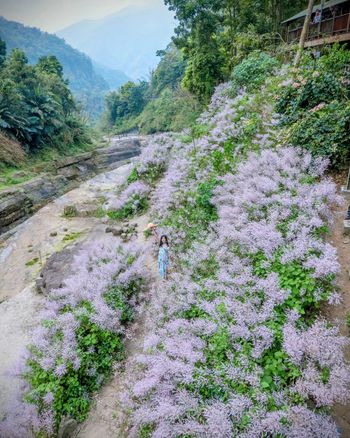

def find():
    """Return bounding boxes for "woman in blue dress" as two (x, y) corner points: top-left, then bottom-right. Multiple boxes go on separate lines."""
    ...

(158, 235), (170, 280)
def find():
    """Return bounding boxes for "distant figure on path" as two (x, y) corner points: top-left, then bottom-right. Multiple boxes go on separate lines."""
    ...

(158, 235), (170, 280)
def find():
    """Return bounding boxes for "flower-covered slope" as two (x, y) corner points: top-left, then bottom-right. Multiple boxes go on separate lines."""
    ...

(119, 82), (350, 437)
(0, 240), (150, 437)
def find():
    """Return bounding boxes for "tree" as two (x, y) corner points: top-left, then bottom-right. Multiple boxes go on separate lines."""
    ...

(0, 38), (6, 66)
(294, 0), (315, 67)
(36, 55), (64, 78)
(152, 44), (186, 96)
(0, 47), (88, 152)
(163, 0), (307, 100)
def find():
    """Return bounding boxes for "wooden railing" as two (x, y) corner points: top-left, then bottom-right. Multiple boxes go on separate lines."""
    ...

(287, 12), (350, 43)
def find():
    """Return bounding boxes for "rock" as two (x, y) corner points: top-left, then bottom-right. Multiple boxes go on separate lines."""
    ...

(58, 417), (78, 438)
(36, 243), (81, 295)
(344, 220), (350, 235)
(112, 227), (123, 237)
(63, 228), (68, 232)
(63, 205), (78, 217)
(0, 191), (32, 232)
(50, 231), (58, 237)
(35, 277), (45, 292)
(11, 171), (28, 179)
(105, 227), (113, 233)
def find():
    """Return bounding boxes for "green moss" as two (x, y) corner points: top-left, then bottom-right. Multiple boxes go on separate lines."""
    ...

(25, 257), (39, 267)
(62, 232), (82, 243)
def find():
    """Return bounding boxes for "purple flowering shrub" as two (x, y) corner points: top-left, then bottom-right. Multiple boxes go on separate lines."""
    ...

(108, 181), (151, 220)
(127, 133), (176, 184)
(129, 147), (349, 437)
(0, 240), (149, 436)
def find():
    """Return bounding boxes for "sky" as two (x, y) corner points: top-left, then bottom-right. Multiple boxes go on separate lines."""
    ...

(0, 0), (165, 32)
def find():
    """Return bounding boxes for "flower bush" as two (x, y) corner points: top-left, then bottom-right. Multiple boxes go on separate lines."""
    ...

(275, 45), (350, 167)
(0, 240), (149, 437)
(129, 147), (349, 437)
(231, 51), (279, 92)
(128, 133), (176, 184)
(290, 101), (350, 167)
(108, 181), (151, 220)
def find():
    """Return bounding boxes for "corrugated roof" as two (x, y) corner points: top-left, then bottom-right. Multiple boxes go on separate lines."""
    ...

(282, 0), (347, 23)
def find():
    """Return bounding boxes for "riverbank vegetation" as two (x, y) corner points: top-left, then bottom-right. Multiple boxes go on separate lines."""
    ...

(0, 39), (93, 167)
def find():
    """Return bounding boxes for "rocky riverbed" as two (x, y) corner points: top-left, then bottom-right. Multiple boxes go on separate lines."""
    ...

(0, 161), (134, 418)
(0, 137), (141, 234)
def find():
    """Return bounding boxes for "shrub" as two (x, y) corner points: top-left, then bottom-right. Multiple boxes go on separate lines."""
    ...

(231, 51), (278, 92)
(290, 101), (350, 167)
(108, 181), (151, 220)
(1, 241), (149, 435)
(130, 148), (347, 437)
(276, 72), (344, 124)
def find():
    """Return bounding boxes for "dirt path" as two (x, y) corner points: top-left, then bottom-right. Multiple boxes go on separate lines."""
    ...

(75, 214), (160, 438)
(325, 181), (350, 437)
(0, 164), (133, 418)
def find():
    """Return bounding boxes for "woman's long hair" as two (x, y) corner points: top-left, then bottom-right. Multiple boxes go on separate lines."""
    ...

(159, 234), (169, 247)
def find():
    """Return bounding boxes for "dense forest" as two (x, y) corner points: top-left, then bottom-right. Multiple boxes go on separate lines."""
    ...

(0, 16), (128, 118)
(0, 38), (90, 165)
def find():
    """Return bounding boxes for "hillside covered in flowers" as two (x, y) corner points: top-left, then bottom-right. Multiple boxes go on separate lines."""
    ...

(2, 46), (350, 437)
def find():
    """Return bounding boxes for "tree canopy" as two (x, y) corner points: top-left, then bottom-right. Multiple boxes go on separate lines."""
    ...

(0, 39), (89, 154)
(164, 0), (306, 100)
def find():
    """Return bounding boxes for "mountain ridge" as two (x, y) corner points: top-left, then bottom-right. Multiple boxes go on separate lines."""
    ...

(57, 4), (176, 80)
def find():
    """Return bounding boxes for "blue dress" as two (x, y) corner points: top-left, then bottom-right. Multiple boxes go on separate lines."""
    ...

(158, 245), (169, 278)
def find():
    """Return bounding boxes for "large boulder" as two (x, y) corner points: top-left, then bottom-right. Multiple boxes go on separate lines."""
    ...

(36, 243), (81, 295)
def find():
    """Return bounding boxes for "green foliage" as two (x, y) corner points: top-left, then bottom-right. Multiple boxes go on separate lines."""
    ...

(275, 45), (350, 168)
(346, 312), (350, 329)
(152, 44), (186, 95)
(163, 0), (303, 99)
(108, 196), (149, 221)
(164, 179), (219, 252)
(62, 232), (82, 242)
(138, 88), (202, 134)
(127, 167), (139, 184)
(290, 101), (350, 168)
(276, 73), (344, 124)
(231, 51), (279, 92)
(25, 257), (39, 267)
(102, 81), (148, 131)
(104, 286), (134, 324)
(101, 44), (201, 135)
(0, 40), (90, 155)
(25, 316), (123, 425)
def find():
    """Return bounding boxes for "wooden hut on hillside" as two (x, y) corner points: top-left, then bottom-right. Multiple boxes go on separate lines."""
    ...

(283, 0), (350, 47)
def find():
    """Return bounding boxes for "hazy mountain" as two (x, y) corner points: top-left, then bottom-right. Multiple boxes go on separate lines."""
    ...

(92, 61), (130, 90)
(57, 5), (176, 80)
(0, 16), (129, 118)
